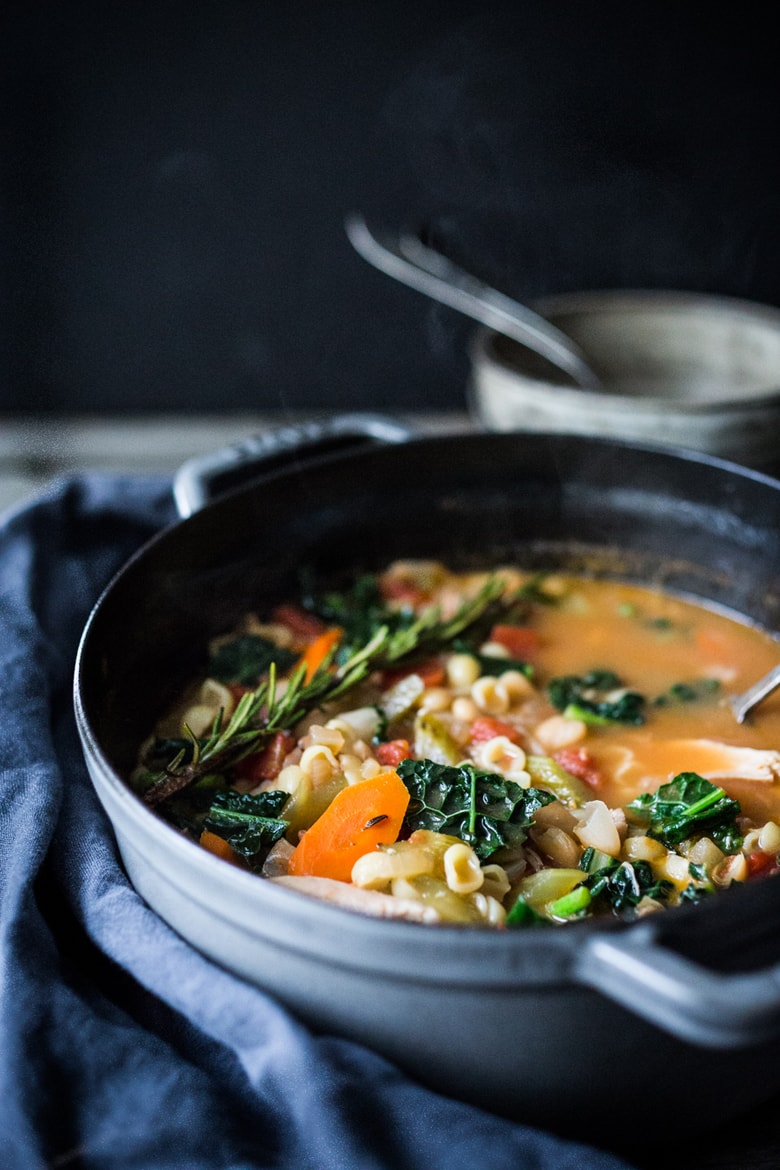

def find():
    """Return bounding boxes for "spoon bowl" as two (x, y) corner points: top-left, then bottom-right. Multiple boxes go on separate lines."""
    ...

(344, 213), (601, 390)
(730, 664), (780, 724)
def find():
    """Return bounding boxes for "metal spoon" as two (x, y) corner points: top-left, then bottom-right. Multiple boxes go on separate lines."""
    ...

(344, 211), (602, 390)
(730, 664), (780, 723)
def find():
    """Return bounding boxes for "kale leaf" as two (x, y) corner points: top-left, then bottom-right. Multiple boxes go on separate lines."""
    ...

(653, 678), (721, 707)
(202, 789), (289, 865)
(547, 669), (646, 726)
(397, 757), (555, 861)
(299, 572), (413, 660)
(586, 858), (673, 914)
(627, 772), (742, 853)
(209, 634), (297, 686)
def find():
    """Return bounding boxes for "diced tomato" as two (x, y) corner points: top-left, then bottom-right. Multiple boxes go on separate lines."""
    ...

(380, 658), (446, 689)
(235, 731), (296, 784)
(746, 850), (780, 880)
(272, 603), (327, 638)
(469, 716), (523, 745)
(488, 624), (540, 660)
(375, 739), (413, 767)
(553, 747), (602, 789)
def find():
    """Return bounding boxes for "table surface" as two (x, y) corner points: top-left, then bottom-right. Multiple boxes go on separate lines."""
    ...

(3, 411), (779, 1169)
(0, 411), (475, 514)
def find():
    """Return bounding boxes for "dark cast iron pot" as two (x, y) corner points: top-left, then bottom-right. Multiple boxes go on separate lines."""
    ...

(74, 418), (780, 1151)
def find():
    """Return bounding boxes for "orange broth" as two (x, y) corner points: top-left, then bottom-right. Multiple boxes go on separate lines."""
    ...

(525, 576), (780, 821)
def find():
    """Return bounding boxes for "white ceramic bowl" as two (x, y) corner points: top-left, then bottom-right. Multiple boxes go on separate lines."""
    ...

(469, 290), (780, 470)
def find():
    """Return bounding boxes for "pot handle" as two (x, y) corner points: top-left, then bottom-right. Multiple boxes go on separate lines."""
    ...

(172, 413), (416, 518)
(576, 924), (780, 1048)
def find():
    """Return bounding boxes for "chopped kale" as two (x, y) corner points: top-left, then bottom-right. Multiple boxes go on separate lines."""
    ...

(397, 757), (555, 861)
(304, 572), (408, 656)
(627, 772), (742, 853)
(547, 670), (646, 726)
(209, 634), (297, 686)
(202, 789), (289, 866)
(587, 858), (673, 914)
(653, 678), (721, 707)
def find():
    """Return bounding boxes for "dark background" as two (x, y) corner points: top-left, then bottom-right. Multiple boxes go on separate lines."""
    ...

(3, 1), (779, 416)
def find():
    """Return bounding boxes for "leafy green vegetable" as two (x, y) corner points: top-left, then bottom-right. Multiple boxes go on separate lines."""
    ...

(209, 634), (298, 685)
(627, 772), (742, 853)
(202, 789), (289, 866)
(547, 670), (646, 726)
(505, 896), (547, 928)
(303, 573), (412, 659)
(138, 737), (197, 774)
(586, 858), (673, 913)
(143, 581), (509, 808)
(397, 757), (554, 861)
(653, 678), (721, 707)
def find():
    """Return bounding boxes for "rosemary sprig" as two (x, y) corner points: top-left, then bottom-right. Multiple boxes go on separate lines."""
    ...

(143, 577), (506, 807)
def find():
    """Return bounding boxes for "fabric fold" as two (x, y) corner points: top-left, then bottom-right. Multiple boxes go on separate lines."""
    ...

(0, 473), (634, 1170)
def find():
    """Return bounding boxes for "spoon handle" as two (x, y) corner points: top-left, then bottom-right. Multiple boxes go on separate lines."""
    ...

(730, 664), (780, 723)
(345, 213), (601, 390)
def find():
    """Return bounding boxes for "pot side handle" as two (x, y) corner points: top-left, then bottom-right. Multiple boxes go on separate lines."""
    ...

(577, 925), (780, 1048)
(172, 413), (416, 518)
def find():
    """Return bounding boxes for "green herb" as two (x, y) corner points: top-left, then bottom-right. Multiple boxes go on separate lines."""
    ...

(378, 578), (506, 665)
(202, 789), (289, 866)
(303, 573), (412, 658)
(653, 679), (721, 707)
(209, 634), (297, 685)
(515, 573), (561, 607)
(547, 670), (646, 726)
(143, 579), (507, 807)
(397, 757), (554, 861)
(646, 616), (674, 631)
(627, 772), (742, 853)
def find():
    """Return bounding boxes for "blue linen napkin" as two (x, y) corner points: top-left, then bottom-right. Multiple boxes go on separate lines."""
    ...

(0, 472), (636, 1170)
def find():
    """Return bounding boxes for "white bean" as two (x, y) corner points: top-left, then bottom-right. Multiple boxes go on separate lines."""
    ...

(534, 714), (587, 751)
(443, 843), (484, 894)
(446, 653), (481, 690)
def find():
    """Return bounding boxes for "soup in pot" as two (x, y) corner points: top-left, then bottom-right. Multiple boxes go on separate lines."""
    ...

(131, 562), (780, 927)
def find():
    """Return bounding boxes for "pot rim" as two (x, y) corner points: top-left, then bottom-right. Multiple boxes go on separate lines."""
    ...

(71, 428), (780, 1046)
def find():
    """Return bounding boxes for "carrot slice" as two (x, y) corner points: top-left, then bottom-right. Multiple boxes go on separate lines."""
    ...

(199, 829), (241, 865)
(297, 626), (343, 683)
(287, 771), (410, 882)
